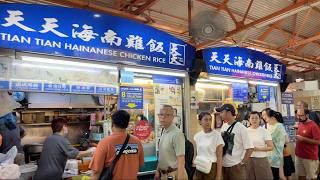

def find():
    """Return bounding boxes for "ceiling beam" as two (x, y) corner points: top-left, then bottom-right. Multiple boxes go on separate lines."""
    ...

(37, 0), (189, 36)
(134, 0), (159, 15)
(241, 0), (254, 24)
(40, 0), (147, 22)
(289, 8), (312, 46)
(287, 32), (320, 48)
(228, 0), (320, 36)
(258, 20), (283, 41)
(113, 0), (125, 10)
(197, 0), (320, 49)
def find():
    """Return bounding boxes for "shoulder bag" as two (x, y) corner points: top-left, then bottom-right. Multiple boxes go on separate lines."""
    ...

(99, 134), (130, 180)
(221, 122), (237, 155)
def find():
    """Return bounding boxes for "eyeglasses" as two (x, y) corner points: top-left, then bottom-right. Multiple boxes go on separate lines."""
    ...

(158, 114), (173, 118)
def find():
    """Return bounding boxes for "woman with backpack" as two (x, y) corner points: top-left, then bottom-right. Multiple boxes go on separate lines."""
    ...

(246, 111), (274, 180)
(262, 109), (286, 180)
(193, 112), (224, 180)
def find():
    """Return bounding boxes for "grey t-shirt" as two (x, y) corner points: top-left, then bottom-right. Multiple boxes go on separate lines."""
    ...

(158, 124), (185, 170)
(34, 134), (79, 180)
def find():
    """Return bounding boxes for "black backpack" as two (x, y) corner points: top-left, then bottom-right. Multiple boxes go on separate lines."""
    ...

(184, 135), (196, 180)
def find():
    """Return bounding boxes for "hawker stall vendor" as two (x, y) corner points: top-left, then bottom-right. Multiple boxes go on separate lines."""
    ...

(34, 118), (92, 180)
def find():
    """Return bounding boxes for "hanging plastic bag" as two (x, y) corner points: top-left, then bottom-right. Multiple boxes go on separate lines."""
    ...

(0, 91), (21, 117)
(0, 146), (17, 165)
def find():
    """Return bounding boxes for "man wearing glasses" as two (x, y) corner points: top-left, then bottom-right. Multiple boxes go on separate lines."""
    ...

(155, 105), (186, 180)
(295, 109), (320, 180)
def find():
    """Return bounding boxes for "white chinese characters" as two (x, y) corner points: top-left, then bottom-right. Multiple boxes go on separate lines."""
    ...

(72, 24), (98, 42)
(264, 62), (272, 72)
(2, 10), (35, 31)
(210, 52), (222, 63)
(101, 29), (122, 46)
(169, 43), (185, 66)
(223, 54), (233, 65)
(273, 64), (282, 79)
(146, 39), (166, 55)
(255, 61), (263, 70)
(234, 56), (244, 67)
(39, 18), (68, 37)
(245, 58), (254, 68)
(125, 35), (144, 50)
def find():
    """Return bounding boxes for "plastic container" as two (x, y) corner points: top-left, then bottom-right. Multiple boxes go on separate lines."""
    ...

(19, 164), (37, 180)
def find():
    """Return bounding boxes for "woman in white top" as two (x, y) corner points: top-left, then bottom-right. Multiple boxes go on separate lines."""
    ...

(246, 111), (274, 180)
(194, 112), (224, 180)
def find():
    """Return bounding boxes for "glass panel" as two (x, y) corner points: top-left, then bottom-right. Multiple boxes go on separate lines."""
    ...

(11, 59), (118, 86)
(119, 69), (184, 171)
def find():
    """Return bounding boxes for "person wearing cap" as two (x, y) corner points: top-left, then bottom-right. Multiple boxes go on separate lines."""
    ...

(216, 104), (254, 180)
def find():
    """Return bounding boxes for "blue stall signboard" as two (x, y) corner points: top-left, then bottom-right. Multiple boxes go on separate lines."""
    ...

(257, 85), (270, 102)
(152, 75), (182, 85)
(71, 85), (95, 94)
(0, 4), (195, 71)
(44, 83), (70, 93)
(11, 81), (42, 91)
(203, 47), (286, 82)
(232, 83), (248, 102)
(119, 86), (143, 109)
(0, 80), (9, 90)
(96, 86), (117, 95)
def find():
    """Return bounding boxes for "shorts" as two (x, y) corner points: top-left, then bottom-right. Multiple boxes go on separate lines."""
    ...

(295, 156), (319, 179)
(246, 157), (273, 180)
(223, 164), (246, 180)
(195, 163), (217, 180)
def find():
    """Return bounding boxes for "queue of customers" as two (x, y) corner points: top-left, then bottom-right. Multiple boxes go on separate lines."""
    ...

(192, 104), (320, 180)
(32, 103), (320, 180)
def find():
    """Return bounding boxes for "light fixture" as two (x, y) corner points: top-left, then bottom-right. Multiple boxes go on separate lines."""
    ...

(197, 78), (232, 85)
(209, 76), (247, 83)
(13, 62), (99, 73)
(93, 14), (101, 18)
(248, 81), (278, 87)
(21, 56), (118, 70)
(196, 83), (229, 89)
(123, 67), (185, 77)
(133, 78), (153, 85)
(296, 78), (304, 82)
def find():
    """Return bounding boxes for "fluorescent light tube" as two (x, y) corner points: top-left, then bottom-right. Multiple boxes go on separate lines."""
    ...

(133, 78), (153, 84)
(196, 83), (229, 89)
(197, 79), (232, 85)
(209, 76), (247, 83)
(21, 56), (117, 70)
(248, 81), (278, 87)
(13, 62), (99, 73)
(124, 67), (185, 77)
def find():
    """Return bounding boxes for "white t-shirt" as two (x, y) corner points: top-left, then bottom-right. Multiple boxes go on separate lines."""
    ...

(221, 122), (254, 167)
(247, 126), (272, 158)
(194, 130), (225, 162)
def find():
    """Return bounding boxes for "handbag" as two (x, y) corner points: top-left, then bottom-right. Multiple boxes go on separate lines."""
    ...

(221, 122), (237, 155)
(193, 156), (212, 174)
(99, 134), (130, 180)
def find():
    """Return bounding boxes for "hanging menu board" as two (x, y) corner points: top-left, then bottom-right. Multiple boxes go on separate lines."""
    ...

(281, 93), (296, 142)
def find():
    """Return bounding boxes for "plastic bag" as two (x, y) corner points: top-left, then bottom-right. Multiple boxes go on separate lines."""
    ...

(0, 164), (20, 179)
(0, 91), (21, 117)
(0, 146), (17, 165)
